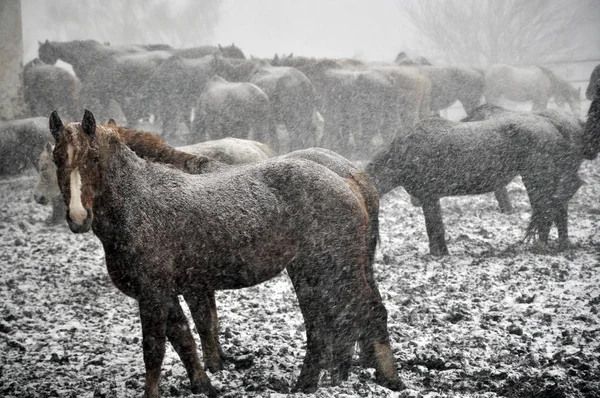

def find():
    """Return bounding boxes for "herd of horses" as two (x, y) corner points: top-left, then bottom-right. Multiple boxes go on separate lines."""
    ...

(3, 38), (599, 396)
(27, 40), (583, 158)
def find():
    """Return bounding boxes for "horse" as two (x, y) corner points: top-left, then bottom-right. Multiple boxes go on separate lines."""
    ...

(38, 39), (146, 81)
(137, 55), (215, 143)
(484, 64), (582, 118)
(583, 85), (600, 159)
(49, 110), (402, 397)
(586, 64), (600, 101)
(0, 117), (51, 175)
(192, 76), (279, 152)
(272, 57), (416, 158)
(23, 59), (81, 121)
(79, 50), (173, 126)
(210, 55), (322, 151)
(365, 110), (584, 255)
(37, 118), (382, 375)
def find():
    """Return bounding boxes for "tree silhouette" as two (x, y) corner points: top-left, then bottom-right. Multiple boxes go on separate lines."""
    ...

(400, 0), (598, 66)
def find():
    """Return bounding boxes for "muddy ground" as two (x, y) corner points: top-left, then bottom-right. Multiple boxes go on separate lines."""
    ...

(1, 158), (600, 398)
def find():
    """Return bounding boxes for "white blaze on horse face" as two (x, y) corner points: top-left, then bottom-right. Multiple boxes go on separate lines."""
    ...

(67, 144), (88, 224)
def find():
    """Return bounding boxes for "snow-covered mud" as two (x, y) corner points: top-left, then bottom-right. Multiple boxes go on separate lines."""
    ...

(1, 159), (600, 398)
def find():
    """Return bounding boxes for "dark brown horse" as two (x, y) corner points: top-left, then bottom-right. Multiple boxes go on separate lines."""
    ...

(366, 111), (584, 255)
(49, 110), (401, 397)
(583, 85), (600, 159)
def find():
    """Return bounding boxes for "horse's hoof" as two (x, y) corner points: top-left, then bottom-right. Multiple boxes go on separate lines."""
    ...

(375, 374), (406, 391)
(191, 380), (218, 397)
(205, 359), (224, 373)
(291, 383), (318, 394)
(558, 239), (575, 251)
(530, 241), (550, 254)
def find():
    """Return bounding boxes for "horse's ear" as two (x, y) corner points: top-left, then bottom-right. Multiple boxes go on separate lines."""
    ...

(107, 118), (117, 126)
(82, 109), (96, 139)
(49, 111), (63, 141)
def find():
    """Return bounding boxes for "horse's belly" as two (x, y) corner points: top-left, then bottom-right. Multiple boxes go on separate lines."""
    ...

(180, 240), (299, 290)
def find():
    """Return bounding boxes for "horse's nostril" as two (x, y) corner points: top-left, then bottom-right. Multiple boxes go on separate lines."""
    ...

(34, 195), (47, 205)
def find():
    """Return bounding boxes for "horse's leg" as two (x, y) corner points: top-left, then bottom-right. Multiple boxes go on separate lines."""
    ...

(166, 296), (216, 396)
(286, 265), (329, 393)
(421, 198), (449, 255)
(494, 186), (513, 213)
(521, 174), (554, 248)
(532, 97), (548, 112)
(49, 196), (67, 225)
(555, 203), (570, 250)
(554, 173), (582, 250)
(184, 290), (224, 373)
(138, 294), (169, 398)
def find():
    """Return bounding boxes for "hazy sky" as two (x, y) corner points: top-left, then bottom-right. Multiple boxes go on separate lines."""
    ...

(21, 0), (599, 65)
(22, 0), (420, 63)
(213, 0), (418, 61)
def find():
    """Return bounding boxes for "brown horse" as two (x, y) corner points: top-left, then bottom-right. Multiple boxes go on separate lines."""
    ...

(49, 110), (401, 397)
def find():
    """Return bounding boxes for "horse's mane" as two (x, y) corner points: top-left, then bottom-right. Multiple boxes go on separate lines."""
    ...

(105, 123), (215, 173)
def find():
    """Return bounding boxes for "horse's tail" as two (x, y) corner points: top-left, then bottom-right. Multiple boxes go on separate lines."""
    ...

(348, 170), (380, 269)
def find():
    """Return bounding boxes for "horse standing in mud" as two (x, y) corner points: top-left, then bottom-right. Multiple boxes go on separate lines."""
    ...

(366, 109), (584, 255)
(49, 110), (402, 397)
(485, 64), (581, 118)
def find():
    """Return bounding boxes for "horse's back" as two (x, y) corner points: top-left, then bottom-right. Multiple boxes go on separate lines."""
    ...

(177, 138), (273, 164)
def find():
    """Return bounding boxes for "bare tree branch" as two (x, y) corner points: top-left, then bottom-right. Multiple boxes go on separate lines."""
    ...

(400, 0), (597, 66)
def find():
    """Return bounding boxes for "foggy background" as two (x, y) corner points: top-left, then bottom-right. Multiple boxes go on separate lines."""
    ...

(21, 0), (600, 66)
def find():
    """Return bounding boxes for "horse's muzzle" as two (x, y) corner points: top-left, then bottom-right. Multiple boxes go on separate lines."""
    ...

(67, 208), (93, 233)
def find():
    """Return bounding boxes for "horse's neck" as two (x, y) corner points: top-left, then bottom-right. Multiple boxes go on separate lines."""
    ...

(97, 143), (147, 206)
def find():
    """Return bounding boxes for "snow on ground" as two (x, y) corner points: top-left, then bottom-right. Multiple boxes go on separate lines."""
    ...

(1, 159), (600, 397)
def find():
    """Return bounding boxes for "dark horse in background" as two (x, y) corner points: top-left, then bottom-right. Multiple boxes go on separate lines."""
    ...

(23, 59), (81, 121)
(485, 64), (582, 118)
(49, 110), (402, 397)
(366, 106), (585, 255)
(583, 85), (600, 158)
(37, 40), (245, 128)
(394, 52), (485, 116)
(586, 64), (600, 101)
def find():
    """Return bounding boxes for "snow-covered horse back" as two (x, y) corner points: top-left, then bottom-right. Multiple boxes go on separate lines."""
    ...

(49, 110), (402, 397)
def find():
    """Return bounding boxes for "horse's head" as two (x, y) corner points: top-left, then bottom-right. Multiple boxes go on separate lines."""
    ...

(583, 87), (600, 160)
(33, 142), (60, 206)
(50, 110), (101, 233)
(218, 43), (246, 59)
(38, 40), (58, 65)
